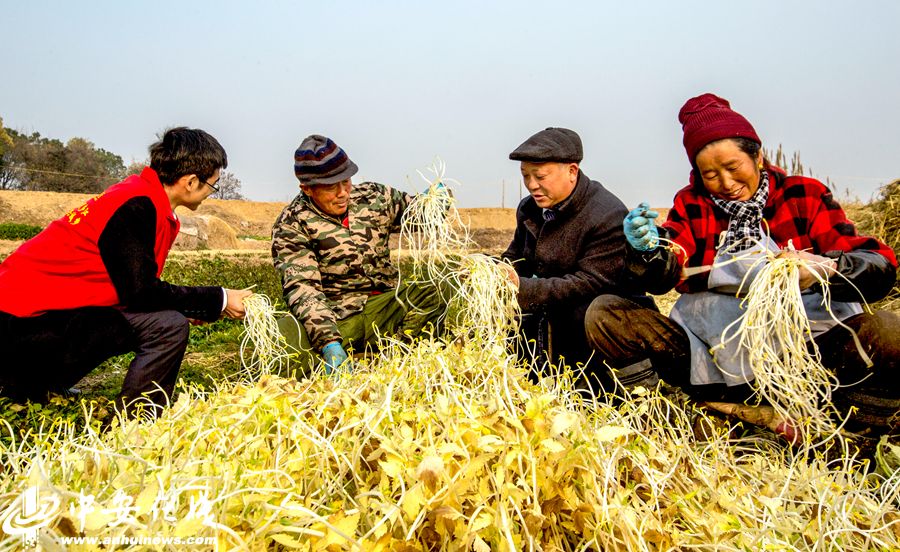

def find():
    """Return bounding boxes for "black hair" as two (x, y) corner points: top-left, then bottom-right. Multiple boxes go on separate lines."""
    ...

(149, 127), (227, 185)
(690, 137), (767, 187)
(732, 137), (762, 160)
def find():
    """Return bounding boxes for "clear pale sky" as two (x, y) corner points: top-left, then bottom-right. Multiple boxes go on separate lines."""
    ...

(3, 1), (899, 209)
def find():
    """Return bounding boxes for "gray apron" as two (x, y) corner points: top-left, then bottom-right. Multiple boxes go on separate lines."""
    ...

(669, 237), (862, 386)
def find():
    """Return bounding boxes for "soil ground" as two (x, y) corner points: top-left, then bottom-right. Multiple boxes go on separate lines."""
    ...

(0, 190), (519, 255)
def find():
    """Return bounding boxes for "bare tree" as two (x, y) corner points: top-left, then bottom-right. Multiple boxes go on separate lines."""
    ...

(125, 158), (147, 177)
(126, 161), (244, 199)
(211, 171), (245, 200)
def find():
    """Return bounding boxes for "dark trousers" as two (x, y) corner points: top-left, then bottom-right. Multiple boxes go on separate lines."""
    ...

(0, 308), (189, 413)
(278, 282), (446, 376)
(118, 311), (190, 411)
(584, 294), (900, 430)
(518, 299), (625, 394)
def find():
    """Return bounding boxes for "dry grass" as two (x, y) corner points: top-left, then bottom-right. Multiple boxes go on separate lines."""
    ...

(851, 179), (900, 311)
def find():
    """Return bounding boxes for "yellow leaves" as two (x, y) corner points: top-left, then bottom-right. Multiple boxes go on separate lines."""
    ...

(415, 455), (445, 493)
(436, 442), (466, 458)
(550, 411), (579, 437)
(714, 514), (741, 533)
(594, 425), (634, 443)
(642, 528), (672, 547)
(571, 503), (595, 537)
(82, 508), (116, 532)
(326, 510), (361, 545)
(472, 535), (492, 552)
(174, 515), (206, 538)
(522, 394), (555, 435)
(308, 511), (361, 550)
(470, 511), (493, 532)
(756, 495), (783, 514)
(524, 510), (546, 535)
(378, 454), (406, 480)
(398, 423), (415, 443)
(134, 480), (158, 517)
(429, 505), (462, 537)
(357, 532), (394, 552)
(13, 332), (900, 552)
(434, 394), (451, 418)
(270, 532), (309, 549)
(477, 434), (504, 453)
(539, 438), (567, 455)
(400, 484), (426, 520)
(525, 394), (554, 419)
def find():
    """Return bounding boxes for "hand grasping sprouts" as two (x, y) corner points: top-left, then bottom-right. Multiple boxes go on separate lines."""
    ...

(225, 288), (254, 319)
(499, 262), (520, 288)
(777, 249), (837, 290)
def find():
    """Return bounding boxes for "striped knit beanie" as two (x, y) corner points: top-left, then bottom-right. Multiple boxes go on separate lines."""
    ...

(679, 93), (760, 163)
(294, 135), (359, 185)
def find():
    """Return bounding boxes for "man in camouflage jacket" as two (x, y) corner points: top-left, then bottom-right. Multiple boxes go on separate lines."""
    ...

(272, 135), (441, 373)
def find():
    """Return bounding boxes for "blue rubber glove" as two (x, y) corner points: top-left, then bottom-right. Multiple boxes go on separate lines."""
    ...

(321, 341), (349, 375)
(429, 181), (452, 213)
(623, 202), (659, 251)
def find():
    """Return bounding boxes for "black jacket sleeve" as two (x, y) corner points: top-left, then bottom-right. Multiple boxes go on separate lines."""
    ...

(822, 249), (897, 303)
(623, 228), (683, 295)
(500, 223), (536, 277)
(98, 197), (224, 322)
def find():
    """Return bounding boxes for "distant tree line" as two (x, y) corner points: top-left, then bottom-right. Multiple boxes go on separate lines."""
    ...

(0, 117), (244, 199)
(0, 121), (125, 193)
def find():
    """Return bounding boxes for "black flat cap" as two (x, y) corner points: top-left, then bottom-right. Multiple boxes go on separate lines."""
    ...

(509, 127), (583, 163)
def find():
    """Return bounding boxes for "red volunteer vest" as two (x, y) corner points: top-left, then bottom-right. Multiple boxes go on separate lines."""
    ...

(0, 168), (179, 317)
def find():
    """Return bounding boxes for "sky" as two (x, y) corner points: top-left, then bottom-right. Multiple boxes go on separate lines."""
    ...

(3, 0), (899, 209)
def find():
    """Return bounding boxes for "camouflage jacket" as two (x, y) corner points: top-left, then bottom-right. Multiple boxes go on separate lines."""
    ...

(271, 182), (413, 350)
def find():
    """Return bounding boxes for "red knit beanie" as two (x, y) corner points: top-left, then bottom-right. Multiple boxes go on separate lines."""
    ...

(679, 93), (760, 163)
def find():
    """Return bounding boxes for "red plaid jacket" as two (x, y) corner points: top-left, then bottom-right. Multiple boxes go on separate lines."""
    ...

(663, 166), (897, 293)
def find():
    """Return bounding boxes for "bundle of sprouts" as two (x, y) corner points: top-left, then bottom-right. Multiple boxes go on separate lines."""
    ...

(396, 159), (470, 281)
(239, 293), (298, 379)
(397, 160), (521, 347)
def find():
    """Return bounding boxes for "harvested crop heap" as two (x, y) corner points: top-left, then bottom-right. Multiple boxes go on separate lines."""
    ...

(2, 171), (900, 551)
(857, 179), (900, 308)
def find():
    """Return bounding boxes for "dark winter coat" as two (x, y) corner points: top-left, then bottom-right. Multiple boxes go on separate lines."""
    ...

(502, 171), (635, 313)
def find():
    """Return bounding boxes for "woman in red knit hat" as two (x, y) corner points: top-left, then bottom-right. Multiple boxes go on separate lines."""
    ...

(583, 93), (900, 440)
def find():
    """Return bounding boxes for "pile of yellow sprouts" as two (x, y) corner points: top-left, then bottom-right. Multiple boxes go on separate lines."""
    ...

(1, 169), (899, 551)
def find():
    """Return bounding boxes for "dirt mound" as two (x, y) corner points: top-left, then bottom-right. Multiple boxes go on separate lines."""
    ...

(179, 199), (287, 239)
(174, 215), (240, 250)
(457, 208), (516, 230)
(0, 190), (515, 230)
(0, 190), (97, 227)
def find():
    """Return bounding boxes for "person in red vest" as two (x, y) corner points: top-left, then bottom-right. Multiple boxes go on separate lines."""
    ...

(0, 127), (252, 413)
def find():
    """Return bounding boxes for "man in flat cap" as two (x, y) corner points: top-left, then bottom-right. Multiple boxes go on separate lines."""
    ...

(502, 127), (655, 393)
(271, 135), (444, 374)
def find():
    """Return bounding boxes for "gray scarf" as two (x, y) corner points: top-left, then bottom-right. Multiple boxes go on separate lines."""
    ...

(711, 170), (769, 252)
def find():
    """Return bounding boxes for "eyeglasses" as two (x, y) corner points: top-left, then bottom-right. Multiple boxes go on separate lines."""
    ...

(199, 175), (220, 193)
